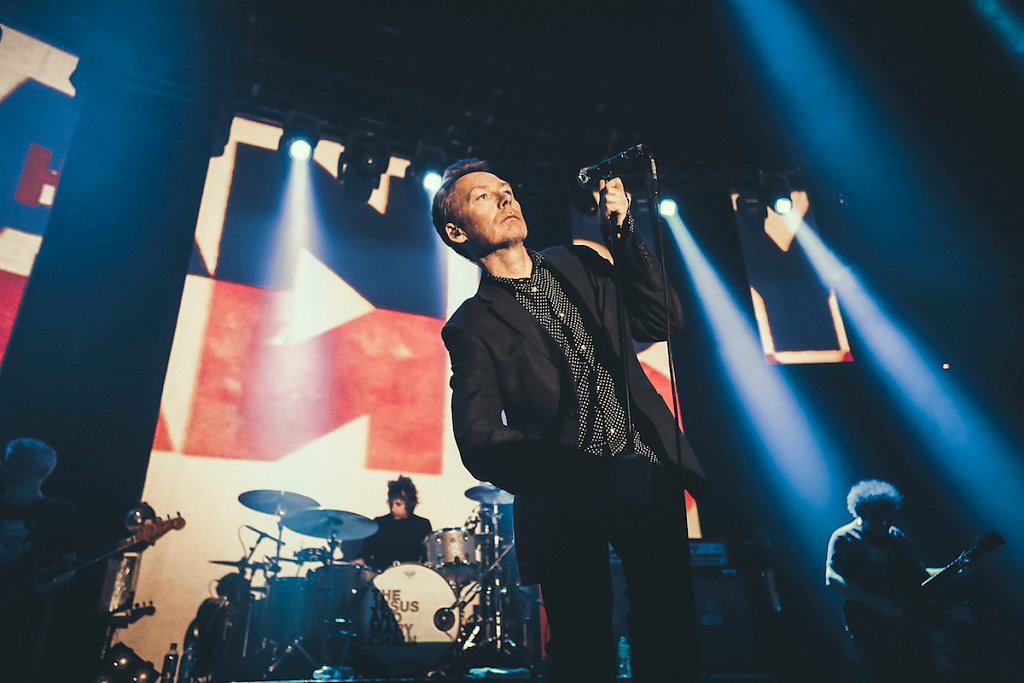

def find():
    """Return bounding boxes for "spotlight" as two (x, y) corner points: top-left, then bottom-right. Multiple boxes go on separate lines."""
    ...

(406, 141), (447, 196)
(659, 198), (679, 217)
(288, 138), (312, 161)
(422, 171), (443, 195)
(758, 172), (793, 216)
(339, 130), (392, 201)
(340, 130), (391, 181)
(278, 113), (320, 163)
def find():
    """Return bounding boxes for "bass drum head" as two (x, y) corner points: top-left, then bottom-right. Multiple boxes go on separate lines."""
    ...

(357, 563), (458, 676)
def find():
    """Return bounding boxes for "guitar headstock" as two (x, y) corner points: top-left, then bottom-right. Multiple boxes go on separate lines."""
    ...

(973, 531), (1006, 555)
(133, 514), (186, 544)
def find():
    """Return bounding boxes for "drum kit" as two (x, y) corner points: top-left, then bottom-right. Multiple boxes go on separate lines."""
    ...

(184, 484), (530, 681)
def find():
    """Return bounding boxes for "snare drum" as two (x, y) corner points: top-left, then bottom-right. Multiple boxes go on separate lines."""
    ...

(424, 527), (479, 585)
(357, 563), (461, 675)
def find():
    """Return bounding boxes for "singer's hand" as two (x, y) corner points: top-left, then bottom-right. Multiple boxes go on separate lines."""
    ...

(599, 177), (631, 229)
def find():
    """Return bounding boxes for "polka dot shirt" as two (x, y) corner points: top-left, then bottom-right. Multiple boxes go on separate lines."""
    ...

(486, 249), (659, 463)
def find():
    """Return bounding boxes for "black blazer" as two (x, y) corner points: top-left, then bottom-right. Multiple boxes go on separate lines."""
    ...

(442, 231), (706, 583)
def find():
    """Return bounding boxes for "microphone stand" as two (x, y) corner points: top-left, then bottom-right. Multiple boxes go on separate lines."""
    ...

(601, 149), (702, 675)
(600, 148), (683, 503)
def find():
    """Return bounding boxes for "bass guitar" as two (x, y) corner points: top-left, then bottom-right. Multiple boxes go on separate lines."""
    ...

(1, 514), (185, 607)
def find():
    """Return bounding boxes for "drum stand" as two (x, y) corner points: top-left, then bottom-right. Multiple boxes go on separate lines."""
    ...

(265, 635), (316, 675)
(450, 504), (525, 667)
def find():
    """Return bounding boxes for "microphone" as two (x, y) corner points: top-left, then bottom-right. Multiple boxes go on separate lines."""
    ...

(577, 144), (649, 187)
(246, 525), (285, 546)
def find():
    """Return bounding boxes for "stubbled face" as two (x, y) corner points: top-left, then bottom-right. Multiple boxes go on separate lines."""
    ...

(446, 171), (527, 257)
(389, 498), (409, 520)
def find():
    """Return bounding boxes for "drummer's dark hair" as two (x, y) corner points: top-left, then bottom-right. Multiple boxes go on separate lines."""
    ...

(388, 474), (418, 512)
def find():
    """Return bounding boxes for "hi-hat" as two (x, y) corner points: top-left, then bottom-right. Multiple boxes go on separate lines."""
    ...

(282, 507), (378, 541)
(465, 484), (515, 505)
(238, 490), (319, 516)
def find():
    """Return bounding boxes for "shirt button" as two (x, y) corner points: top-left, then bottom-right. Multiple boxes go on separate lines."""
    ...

(531, 286), (538, 292)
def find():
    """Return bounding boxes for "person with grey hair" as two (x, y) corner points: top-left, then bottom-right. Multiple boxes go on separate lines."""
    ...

(1, 438), (80, 679)
(826, 479), (932, 680)
(435, 159), (707, 682)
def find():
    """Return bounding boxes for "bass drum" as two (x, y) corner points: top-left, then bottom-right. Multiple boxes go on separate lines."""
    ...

(357, 563), (460, 676)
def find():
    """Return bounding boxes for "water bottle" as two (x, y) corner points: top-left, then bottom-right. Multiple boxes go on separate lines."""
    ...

(616, 635), (632, 679)
(178, 642), (196, 683)
(160, 643), (179, 682)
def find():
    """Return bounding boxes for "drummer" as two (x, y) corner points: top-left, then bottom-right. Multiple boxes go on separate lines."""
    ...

(352, 475), (432, 572)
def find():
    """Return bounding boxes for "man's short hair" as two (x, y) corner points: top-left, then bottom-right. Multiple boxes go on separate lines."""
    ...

(3, 438), (58, 482)
(388, 474), (419, 513)
(431, 158), (491, 261)
(846, 479), (903, 518)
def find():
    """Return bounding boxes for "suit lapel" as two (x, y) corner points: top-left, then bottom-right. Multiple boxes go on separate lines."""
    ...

(476, 277), (563, 365)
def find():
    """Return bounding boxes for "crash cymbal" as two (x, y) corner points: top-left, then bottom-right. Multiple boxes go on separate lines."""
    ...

(282, 507), (378, 541)
(209, 558), (274, 571)
(465, 484), (515, 505)
(238, 490), (320, 516)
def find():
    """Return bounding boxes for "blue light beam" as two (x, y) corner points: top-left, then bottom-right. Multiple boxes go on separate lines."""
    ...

(665, 213), (842, 512)
(794, 222), (1024, 566)
(973, 0), (1024, 68)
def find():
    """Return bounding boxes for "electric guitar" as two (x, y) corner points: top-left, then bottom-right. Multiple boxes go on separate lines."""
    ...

(843, 531), (1005, 639)
(1, 514), (186, 607)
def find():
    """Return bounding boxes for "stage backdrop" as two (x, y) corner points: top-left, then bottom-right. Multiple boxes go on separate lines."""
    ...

(0, 26), (698, 661)
(109, 116), (699, 663)
(0, 22), (80, 361)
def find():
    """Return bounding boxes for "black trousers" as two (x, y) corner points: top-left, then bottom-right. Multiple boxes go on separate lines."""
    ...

(538, 471), (702, 683)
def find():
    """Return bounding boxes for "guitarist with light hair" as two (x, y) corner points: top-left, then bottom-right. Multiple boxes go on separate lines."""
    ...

(825, 479), (934, 680)
(0, 437), (80, 680)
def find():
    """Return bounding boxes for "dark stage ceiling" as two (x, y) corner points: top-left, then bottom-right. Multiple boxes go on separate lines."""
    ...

(4, 0), (1023, 193)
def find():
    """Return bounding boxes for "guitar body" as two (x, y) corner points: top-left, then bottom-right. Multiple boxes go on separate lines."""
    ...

(841, 531), (1005, 680)
(0, 515), (185, 608)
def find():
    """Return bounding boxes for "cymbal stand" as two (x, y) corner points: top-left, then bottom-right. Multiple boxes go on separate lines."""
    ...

(325, 531), (342, 565)
(436, 541), (515, 645)
(480, 502), (515, 655)
(265, 636), (315, 676)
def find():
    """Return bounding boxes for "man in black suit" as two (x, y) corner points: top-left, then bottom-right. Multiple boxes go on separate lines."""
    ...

(434, 159), (707, 682)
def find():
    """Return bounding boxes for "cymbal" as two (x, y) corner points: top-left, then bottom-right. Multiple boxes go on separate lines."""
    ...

(465, 484), (515, 505)
(238, 490), (320, 516)
(209, 558), (274, 571)
(282, 507), (378, 541)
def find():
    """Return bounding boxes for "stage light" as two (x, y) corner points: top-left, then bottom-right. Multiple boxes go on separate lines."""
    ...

(422, 171), (443, 195)
(406, 141), (447, 197)
(759, 172), (793, 216)
(340, 130), (391, 180)
(287, 138), (312, 161)
(277, 113), (320, 163)
(339, 130), (392, 201)
(659, 198), (678, 217)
